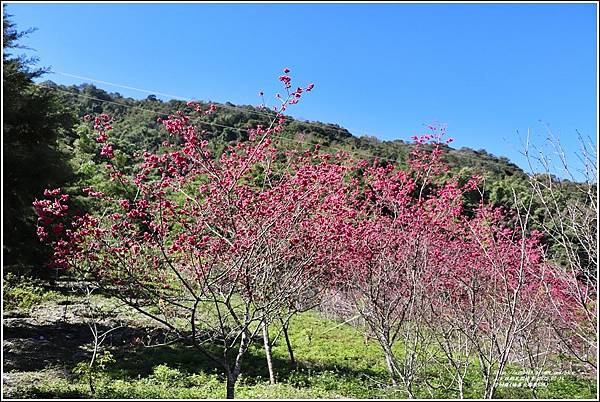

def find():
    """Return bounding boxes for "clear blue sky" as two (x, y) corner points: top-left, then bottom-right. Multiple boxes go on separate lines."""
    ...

(5, 2), (598, 176)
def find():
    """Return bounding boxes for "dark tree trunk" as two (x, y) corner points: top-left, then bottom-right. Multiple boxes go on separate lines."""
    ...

(282, 320), (296, 365)
(226, 373), (236, 399)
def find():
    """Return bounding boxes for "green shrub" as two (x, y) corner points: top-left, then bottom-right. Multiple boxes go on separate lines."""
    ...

(148, 364), (185, 385)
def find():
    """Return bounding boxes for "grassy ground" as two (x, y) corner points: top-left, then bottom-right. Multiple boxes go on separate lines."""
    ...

(2, 277), (597, 399)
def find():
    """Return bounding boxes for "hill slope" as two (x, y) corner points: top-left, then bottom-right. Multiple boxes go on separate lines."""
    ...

(41, 80), (526, 181)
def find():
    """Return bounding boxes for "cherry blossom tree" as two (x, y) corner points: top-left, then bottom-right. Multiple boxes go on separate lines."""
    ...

(317, 132), (461, 396)
(35, 70), (331, 399)
(319, 130), (583, 398)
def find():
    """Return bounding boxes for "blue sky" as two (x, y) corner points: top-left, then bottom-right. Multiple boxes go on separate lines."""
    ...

(5, 2), (598, 176)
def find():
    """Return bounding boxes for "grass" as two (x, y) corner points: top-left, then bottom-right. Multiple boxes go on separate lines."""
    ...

(2, 273), (61, 311)
(3, 281), (597, 399)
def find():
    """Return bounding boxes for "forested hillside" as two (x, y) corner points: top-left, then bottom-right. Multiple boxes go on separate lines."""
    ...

(43, 80), (527, 178)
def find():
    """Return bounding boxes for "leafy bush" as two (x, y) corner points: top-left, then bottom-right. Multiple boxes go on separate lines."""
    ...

(148, 364), (185, 385)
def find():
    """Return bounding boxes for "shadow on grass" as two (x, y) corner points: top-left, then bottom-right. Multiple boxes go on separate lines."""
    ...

(40, 278), (128, 301)
(3, 320), (170, 373)
(4, 317), (385, 389)
(108, 336), (386, 385)
(9, 320), (594, 400)
(4, 321), (92, 372)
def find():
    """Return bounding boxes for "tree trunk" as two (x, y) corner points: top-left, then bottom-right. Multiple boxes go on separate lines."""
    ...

(262, 321), (276, 384)
(384, 350), (398, 386)
(228, 328), (251, 399)
(481, 364), (494, 399)
(88, 372), (95, 395)
(226, 373), (236, 399)
(458, 377), (464, 399)
(484, 380), (498, 399)
(282, 320), (296, 365)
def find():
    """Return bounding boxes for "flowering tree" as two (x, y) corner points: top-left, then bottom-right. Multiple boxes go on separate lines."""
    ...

(320, 131), (584, 398)
(428, 204), (557, 398)
(34, 70), (332, 399)
(319, 132), (464, 396)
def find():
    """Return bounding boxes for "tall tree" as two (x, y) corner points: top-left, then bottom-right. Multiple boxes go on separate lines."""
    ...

(3, 7), (76, 273)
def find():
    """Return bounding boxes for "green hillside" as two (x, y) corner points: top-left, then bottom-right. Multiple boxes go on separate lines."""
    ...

(41, 80), (526, 181)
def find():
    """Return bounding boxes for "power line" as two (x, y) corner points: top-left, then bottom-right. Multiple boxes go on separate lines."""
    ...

(55, 72), (189, 101)
(32, 81), (407, 165)
(34, 82), (164, 115)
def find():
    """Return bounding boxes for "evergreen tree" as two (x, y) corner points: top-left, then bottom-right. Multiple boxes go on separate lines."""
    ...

(3, 7), (76, 274)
